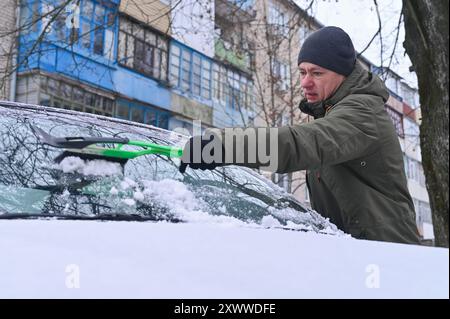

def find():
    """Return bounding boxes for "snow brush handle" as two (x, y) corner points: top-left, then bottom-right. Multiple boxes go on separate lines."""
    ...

(31, 125), (183, 159)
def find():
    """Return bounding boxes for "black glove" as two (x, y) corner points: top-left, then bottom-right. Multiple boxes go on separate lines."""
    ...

(179, 134), (225, 173)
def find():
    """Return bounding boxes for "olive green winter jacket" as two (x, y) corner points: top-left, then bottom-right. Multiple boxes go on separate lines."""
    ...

(218, 62), (420, 245)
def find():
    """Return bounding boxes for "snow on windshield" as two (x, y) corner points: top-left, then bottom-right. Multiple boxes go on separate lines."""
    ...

(52, 156), (346, 236)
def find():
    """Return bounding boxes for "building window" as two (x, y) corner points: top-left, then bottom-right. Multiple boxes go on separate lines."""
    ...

(403, 154), (409, 178)
(169, 45), (181, 87)
(385, 105), (404, 137)
(118, 16), (169, 82)
(192, 54), (201, 96)
(202, 60), (212, 99)
(39, 75), (115, 116)
(115, 100), (170, 129)
(20, 0), (45, 34)
(212, 63), (252, 110)
(80, 0), (116, 58)
(228, 0), (254, 11)
(401, 85), (418, 108)
(385, 75), (400, 96)
(404, 117), (419, 143)
(404, 155), (426, 187)
(298, 25), (312, 43)
(33, 0), (116, 59)
(413, 199), (432, 224)
(418, 200), (432, 224)
(169, 43), (212, 100)
(268, 2), (289, 36)
(272, 59), (290, 91)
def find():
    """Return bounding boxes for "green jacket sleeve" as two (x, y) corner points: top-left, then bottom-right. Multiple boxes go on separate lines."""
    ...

(217, 98), (380, 173)
(276, 98), (380, 173)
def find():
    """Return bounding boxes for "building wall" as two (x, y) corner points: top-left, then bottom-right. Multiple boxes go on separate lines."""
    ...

(119, 0), (251, 129)
(171, 92), (213, 126)
(250, 0), (302, 114)
(0, 0), (18, 100)
(13, 0), (251, 131)
(402, 111), (432, 240)
(384, 78), (433, 240)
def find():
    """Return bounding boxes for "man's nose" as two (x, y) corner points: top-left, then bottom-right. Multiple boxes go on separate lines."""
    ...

(301, 74), (314, 88)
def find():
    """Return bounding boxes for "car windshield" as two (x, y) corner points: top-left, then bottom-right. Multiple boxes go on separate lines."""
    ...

(0, 102), (341, 234)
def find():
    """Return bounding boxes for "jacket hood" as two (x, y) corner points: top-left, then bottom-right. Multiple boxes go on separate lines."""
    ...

(299, 61), (389, 118)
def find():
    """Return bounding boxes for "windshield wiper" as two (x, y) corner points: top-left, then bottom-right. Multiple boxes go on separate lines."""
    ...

(0, 212), (183, 222)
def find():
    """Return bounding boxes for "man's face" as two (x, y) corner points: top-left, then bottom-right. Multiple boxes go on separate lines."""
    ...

(299, 62), (346, 103)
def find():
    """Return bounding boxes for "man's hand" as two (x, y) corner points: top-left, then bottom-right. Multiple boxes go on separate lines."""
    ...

(179, 134), (225, 173)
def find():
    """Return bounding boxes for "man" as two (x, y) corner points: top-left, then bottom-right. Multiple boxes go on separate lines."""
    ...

(179, 26), (421, 245)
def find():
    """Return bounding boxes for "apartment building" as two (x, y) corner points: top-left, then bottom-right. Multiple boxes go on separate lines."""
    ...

(9, 0), (253, 136)
(373, 66), (433, 243)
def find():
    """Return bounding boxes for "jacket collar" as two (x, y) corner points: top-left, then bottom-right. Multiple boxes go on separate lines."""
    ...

(299, 99), (327, 119)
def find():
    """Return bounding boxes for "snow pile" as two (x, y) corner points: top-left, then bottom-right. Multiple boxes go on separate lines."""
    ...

(58, 156), (123, 176)
(121, 198), (136, 206)
(94, 177), (245, 226)
(141, 179), (199, 214)
(260, 215), (282, 227)
(269, 206), (346, 236)
(139, 179), (246, 226)
(118, 178), (345, 234)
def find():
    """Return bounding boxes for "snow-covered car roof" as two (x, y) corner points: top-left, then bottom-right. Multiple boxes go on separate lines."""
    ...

(0, 101), (342, 235)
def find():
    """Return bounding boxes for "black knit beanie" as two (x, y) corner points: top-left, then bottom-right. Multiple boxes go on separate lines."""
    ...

(298, 26), (356, 76)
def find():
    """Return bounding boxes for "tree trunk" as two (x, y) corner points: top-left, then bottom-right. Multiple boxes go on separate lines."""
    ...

(402, 0), (449, 247)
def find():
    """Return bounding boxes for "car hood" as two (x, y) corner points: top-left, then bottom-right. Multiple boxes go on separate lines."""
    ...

(0, 219), (448, 298)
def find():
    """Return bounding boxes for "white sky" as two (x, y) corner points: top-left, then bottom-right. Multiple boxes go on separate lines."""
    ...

(295, 0), (418, 88)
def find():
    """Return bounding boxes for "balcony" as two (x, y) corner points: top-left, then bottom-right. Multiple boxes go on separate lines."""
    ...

(215, 0), (256, 23)
(403, 102), (417, 122)
(387, 88), (403, 102)
(214, 38), (252, 73)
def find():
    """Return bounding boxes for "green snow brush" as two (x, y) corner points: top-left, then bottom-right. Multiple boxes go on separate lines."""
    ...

(31, 125), (183, 165)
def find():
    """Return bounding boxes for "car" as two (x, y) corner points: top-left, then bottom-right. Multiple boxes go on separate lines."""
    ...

(0, 101), (340, 233)
(0, 101), (448, 299)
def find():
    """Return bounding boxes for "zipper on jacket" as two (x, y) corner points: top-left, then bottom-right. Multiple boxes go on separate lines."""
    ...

(325, 104), (334, 115)
(316, 171), (321, 183)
